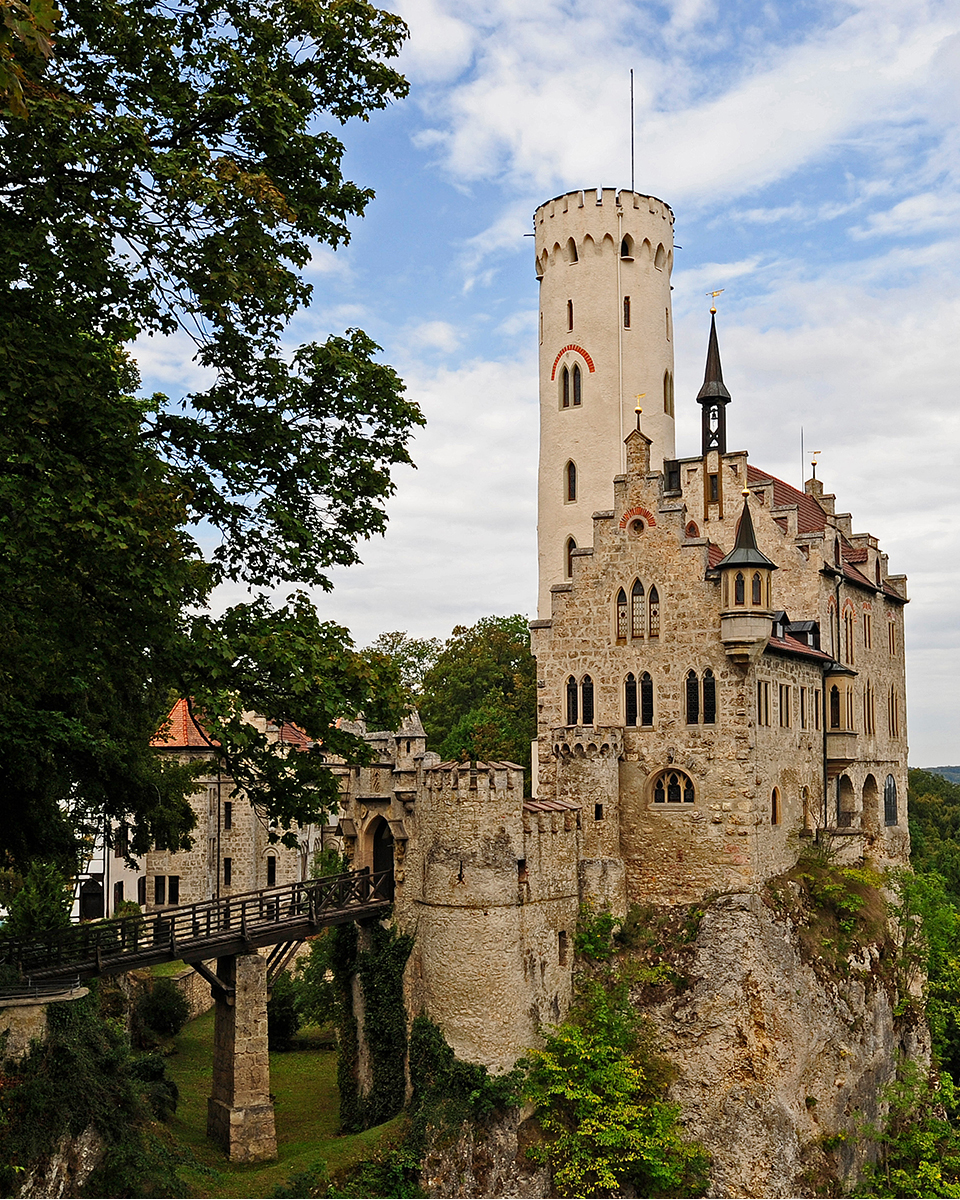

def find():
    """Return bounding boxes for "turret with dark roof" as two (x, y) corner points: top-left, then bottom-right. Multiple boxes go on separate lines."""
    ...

(697, 310), (731, 456)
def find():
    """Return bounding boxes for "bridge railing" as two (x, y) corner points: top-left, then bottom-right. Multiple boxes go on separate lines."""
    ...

(1, 867), (393, 979)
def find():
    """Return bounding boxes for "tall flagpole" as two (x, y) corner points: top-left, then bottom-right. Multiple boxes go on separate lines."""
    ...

(630, 69), (635, 193)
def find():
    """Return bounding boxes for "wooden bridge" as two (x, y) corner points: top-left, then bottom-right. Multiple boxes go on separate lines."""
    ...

(0, 868), (394, 1164)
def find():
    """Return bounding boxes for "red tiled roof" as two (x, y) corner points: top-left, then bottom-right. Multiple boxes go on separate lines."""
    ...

(152, 698), (218, 749)
(746, 464), (827, 535)
(524, 798), (582, 813)
(765, 634), (833, 662)
(845, 546), (869, 563)
(707, 541), (724, 569)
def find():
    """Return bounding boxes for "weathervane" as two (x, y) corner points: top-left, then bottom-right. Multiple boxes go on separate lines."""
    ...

(634, 393), (645, 431)
(810, 450), (821, 480)
(706, 289), (725, 314)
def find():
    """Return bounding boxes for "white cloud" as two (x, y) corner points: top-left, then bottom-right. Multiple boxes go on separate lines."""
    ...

(408, 320), (462, 352)
(851, 190), (960, 238)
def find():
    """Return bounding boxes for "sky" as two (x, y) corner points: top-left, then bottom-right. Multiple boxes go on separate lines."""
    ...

(138, 0), (960, 767)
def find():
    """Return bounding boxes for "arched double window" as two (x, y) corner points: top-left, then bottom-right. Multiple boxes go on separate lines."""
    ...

(561, 364), (570, 408)
(625, 672), (653, 727)
(566, 675), (578, 725)
(573, 362), (582, 406)
(653, 770), (695, 805)
(631, 580), (645, 638)
(685, 669), (717, 725)
(565, 460), (577, 502)
(564, 675), (595, 726)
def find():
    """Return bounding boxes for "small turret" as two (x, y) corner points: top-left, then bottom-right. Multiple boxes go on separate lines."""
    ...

(716, 492), (777, 664)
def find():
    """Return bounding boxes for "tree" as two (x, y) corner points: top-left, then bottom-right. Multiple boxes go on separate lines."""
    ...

(416, 615), (537, 773)
(366, 630), (443, 698)
(0, 0), (420, 867)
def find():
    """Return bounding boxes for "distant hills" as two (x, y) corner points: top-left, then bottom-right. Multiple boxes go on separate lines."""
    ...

(922, 766), (960, 785)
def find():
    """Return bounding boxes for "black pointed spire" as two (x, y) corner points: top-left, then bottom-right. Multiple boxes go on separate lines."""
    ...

(697, 311), (731, 456)
(716, 493), (777, 570)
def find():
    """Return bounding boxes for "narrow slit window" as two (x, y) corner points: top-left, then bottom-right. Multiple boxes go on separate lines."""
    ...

(266, 856), (277, 888)
(771, 789), (781, 826)
(567, 298), (574, 329)
(623, 295), (631, 328)
(581, 675), (594, 725)
(640, 672), (654, 727)
(224, 801), (232, 830)
(561, 365), (570, 408)
(223, 857), (232, 886)
(566, 460), (577, 502)
(566, 537), (577, 579)
(830, 685), (841, 729)
(884, 774), (898, 825)
(624, 673), (637, 726)
(702, 669), (716, 724)
(616, 588), (628, 641)
(573, 363), (582, 406)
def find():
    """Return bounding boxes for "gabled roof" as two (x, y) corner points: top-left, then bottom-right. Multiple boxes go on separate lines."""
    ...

(746, 464), (827, 535)
(765, 634), (833, 662)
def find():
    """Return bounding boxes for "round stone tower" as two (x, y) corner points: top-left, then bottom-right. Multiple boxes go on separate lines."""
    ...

(535, 187), (676, 616)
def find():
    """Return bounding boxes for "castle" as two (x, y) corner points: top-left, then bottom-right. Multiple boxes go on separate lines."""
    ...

(143, 187), (910, 1087)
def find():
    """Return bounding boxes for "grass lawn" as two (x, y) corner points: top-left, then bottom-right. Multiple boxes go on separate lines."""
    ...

(164, 1009), (402, 1199)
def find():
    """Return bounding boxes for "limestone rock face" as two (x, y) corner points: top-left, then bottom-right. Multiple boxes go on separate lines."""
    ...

(17, 1126), (105, 1199)
(421, 1109), (550, 1200)
(646, 892), (926, 1199)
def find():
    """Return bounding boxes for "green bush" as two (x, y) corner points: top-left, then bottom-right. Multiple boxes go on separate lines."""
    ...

(135, 977), (190, 1040)
(574, 903), (619, 961)
(523, 976), (709, 1198)
(3, 860), (72, 939)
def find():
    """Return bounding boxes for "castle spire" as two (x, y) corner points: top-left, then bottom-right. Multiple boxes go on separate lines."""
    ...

(697, 311), (731, 457)
(716, 491), (776, 570)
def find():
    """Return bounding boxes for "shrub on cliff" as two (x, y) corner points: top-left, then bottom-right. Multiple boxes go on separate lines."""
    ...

(523, 976), (709, 1198)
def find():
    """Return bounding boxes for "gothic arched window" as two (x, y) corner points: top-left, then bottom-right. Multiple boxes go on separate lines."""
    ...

(566, 460), (577, 502)
(631, 580), (645, 638)
(567, 238), (578, 264)
(581, 675), (594, 725)
(685, 670), (700, 724)
(648, 586), (660, 637)
(884, 774), (898, 826)
(830, 685), (841, 729)
(640, 672), (654, 727)
(620, 235), (633, 258)
(624, 673), (637, 726)
(566, 676), (578, 725)
(572, 363), (582, 406)
(752, 572), (762, 606)
(734, 572), (745, 606)
(565, 536), (576, 579)
(653, 769), (694, 805)
(561, 365), (570, 408)
(616, 589), (628, 641)
(703, 669), (716, 724)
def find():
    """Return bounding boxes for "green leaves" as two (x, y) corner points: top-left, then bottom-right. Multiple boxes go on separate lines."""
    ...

(523, 977), (709, 1198)
(0, 0), (417, 866)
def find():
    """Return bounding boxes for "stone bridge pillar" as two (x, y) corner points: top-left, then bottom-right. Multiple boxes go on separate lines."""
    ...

(207, 952), (277, 1163)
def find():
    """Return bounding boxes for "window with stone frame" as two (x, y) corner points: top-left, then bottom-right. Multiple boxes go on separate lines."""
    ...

(779, 683), (791, 728)
(616, 588), (628, 641)
(624, 673), (637, 726)
(566, 675), (578, 725)
(581, 675), (594, 725)
(561, 365), (570, 408)
(573, 363), (582, 406)
(640, 672), (654, 727)
(685, 670), (699, 724)
(653, 770), (695, 805)
(648, 586), (660, 637)
(702, 669), (716, 724)
(631, 579), (645, 638)
(884, 774), (898, 825)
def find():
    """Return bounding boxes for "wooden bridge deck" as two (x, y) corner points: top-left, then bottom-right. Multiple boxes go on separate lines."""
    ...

(1, 868), (393, 983)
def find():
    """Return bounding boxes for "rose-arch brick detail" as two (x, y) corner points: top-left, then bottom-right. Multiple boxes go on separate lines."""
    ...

(619, 505), (657, 530)
(551, 344), (596, 380)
